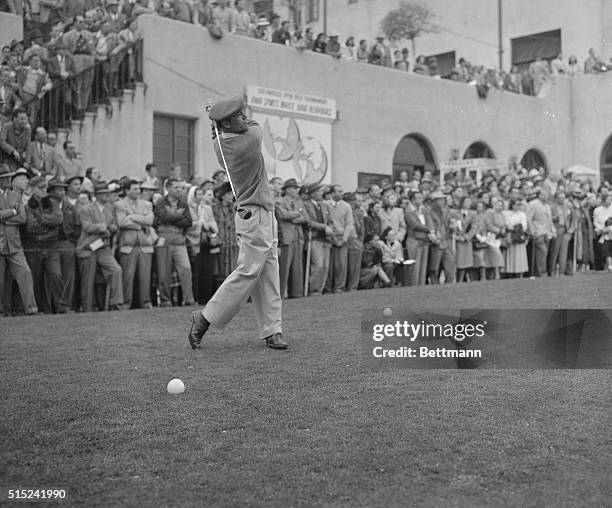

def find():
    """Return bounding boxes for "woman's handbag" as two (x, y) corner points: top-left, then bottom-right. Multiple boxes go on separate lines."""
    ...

(473, 234), (488, 250)
(511, 223), (527, 244)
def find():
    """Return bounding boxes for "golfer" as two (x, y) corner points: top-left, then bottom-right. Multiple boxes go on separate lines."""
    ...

(188, 96), (286, 350)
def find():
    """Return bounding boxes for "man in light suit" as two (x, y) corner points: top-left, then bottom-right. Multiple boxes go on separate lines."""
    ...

(76, 181), (123, 311)
(527, 189), (556, 277)
(114, 179), (154, 309)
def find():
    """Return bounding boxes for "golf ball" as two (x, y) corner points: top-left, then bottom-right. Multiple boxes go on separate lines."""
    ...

(167, 378), (185, 394)
(383, 307), (392, 317)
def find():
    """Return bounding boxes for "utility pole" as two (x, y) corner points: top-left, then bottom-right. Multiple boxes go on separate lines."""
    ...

(498, 0), (503, 70)
(323, 0), (327, 34)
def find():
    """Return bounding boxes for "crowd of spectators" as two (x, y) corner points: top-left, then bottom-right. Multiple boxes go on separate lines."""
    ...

(1, 0), (141, 132)
(1, 157), (611, 316)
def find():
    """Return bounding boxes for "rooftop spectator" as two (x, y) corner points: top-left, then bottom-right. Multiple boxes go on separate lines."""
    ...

(264, 12), (280, 42)
(271, 20), (291, 46)
(369, 34), (391, 67)
(325, 31), (341, 58)
(584, 47), (606, 74)
(550, 52), (567, 76)
(231, 0), (250, 36)
(250, 16), (269, 40)
(341, 36), (356, 60)
(567, 55), (582, 77)
(211, 0), (231, 32)
(529, 54), (550, 95)
(413, 54), (429, 75)
(312, 32), (326, 54)
(356, 39), (368, 63)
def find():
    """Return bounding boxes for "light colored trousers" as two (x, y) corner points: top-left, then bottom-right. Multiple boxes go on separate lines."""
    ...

(308, 239), (331, 294)
(203, 207), (282, 339)
(405, 237), (429, 286)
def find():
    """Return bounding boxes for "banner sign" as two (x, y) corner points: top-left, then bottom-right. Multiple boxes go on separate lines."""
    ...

(439, 158), (499, 171)
(246, 86), (337, 122)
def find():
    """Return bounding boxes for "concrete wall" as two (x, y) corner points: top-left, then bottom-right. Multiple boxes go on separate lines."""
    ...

(0, 13), (23, 50)
(137, 15), (577, 189)
(72, 14), (612, 186)
(276, 0), (607, 70)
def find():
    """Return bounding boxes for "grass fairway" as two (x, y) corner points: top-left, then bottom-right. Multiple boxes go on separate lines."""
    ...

(2, 273), (611, 507)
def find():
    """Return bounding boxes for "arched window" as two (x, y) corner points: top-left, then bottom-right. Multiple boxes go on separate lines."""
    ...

(392, 134), (436, 180)
(521, 148), (548, 175)
(600, 135), (612, 184)
(463, 142), (495, 159)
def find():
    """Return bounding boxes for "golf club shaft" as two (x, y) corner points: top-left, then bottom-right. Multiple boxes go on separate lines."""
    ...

(206, 100), (237, 199)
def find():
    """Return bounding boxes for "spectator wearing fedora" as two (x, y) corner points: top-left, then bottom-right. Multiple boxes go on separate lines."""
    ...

(115, 179), (155, 309)
(427, 191), (455, 284)
(23, 176), (66, 313)
(326, 32), (341, 58)
(154, 177), (194, 307)
(527, 188), (555, 277)
(48, 177), (80, 311)
(325, 184), (354, 293)
(343, 192), (365, 291)
(276, 178), (307, 298)
(0, 167), (38, 315)
(404, 190), (431, 286)
(76, 181), (124, 311)
(302, 182), (333, 295)
(549, 190), (575, 276)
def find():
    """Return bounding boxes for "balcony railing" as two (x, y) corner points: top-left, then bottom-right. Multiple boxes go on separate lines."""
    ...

(36, 38), (144, 132)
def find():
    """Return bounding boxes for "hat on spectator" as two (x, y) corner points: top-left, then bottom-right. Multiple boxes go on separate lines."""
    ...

(213, 181), (232, 198)
(282, 178), (299, 190)
(30, 28), (43, 40)
(66, 175), (84, 185)
(94, 181), (111, 194)
(375, 33), (385, 40)
(256, 17), (270, 26)
(528, 169), (539, 178)
(200, 178), (215, 187)
(9, 39), (23, 50)
(533, 175), (544, 183)
(321, 185), (333, 197)
(140, 180), (158, 190)
(343, 192), (356, 202)
(29, 176), (47, 188)
(108, 181), (121, 192)
(305, 182), (324, 194)
(0, 165), (14, 179)
(329, 31), (339, 38)
(421, 175), (433, 183)
(355, 186), (368, 194)
(208, 95), (244, 122)
(430, 190), (447, 200)
(11, 168), (29, 181)
(47, 179), (67, 189)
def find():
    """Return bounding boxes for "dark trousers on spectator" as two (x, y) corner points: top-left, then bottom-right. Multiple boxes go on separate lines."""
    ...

(548, 227), (572, 275)
(25, 245), (65, 313)
(119, 247), (152, 308)
(326, 245), (348, 293)
(0, 251), (38, 314)
(308, 239), (330, 294)
(197, 249), (217, 305)
(346, 244), (363, 291)
(279, 240), (303, 298)
(78, 248), (123, 312)
(533, 235), (550, 277)
(428, 245), (455, 284)
(406, 237), (429, 286)
(57, 241), (77, 311)
(155, 245), (194, 306)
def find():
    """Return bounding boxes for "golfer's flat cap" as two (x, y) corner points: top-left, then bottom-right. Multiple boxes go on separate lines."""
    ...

(208, 96), (244, 122)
